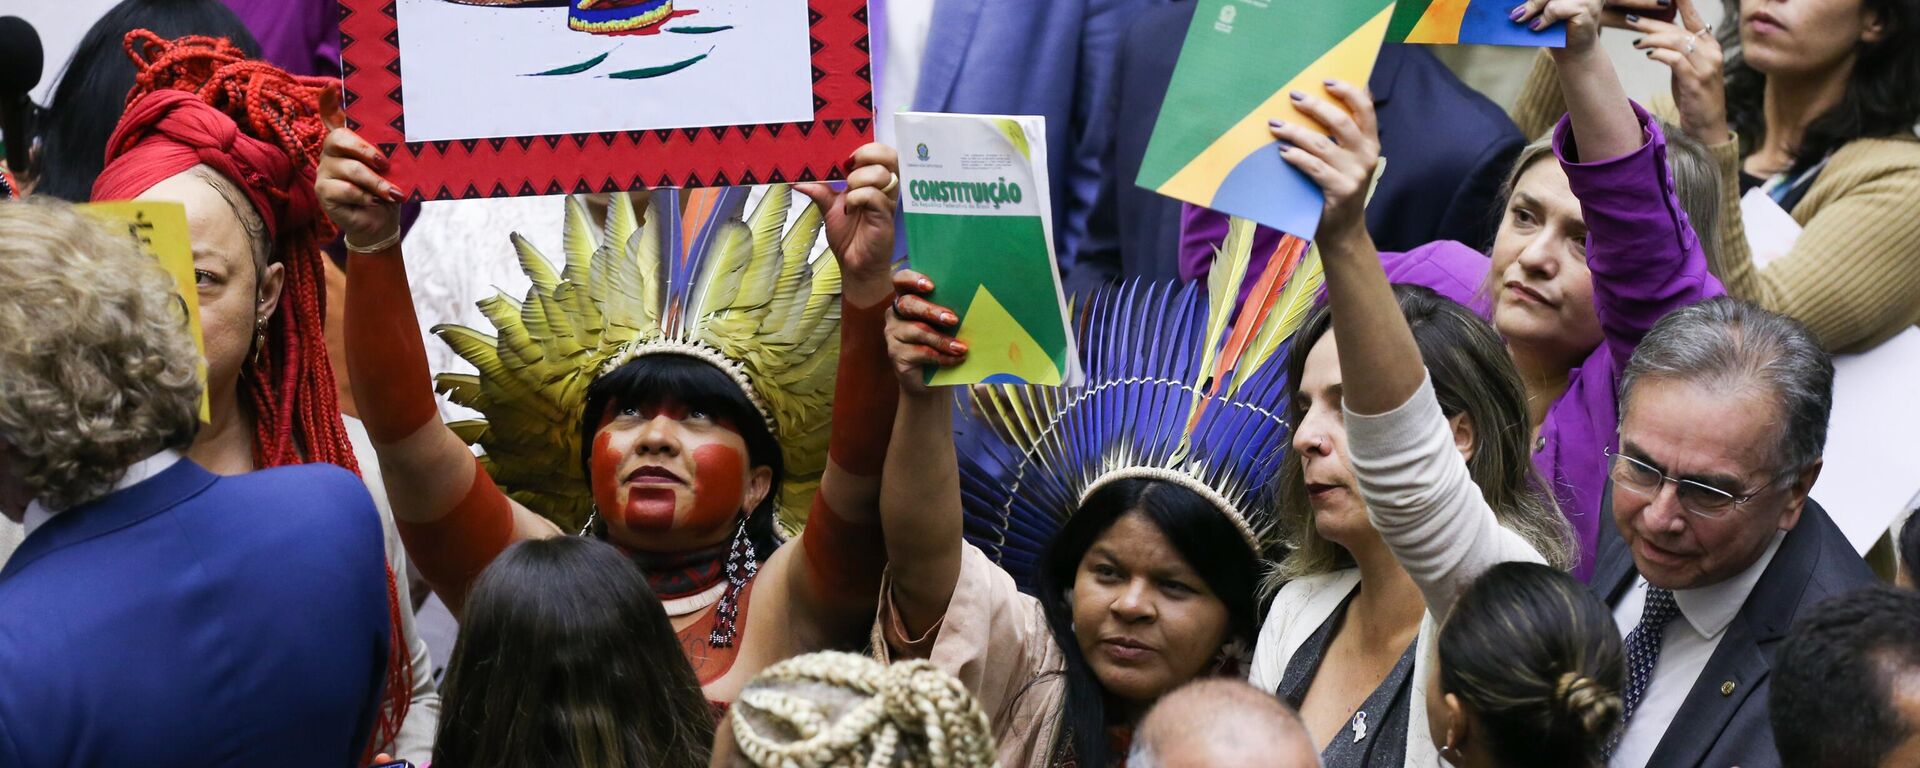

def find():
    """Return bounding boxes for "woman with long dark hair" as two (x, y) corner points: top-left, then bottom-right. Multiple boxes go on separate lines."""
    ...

(317, 106), (905, 706)
(433, 536), (712, 768)
(1588, 0), (1920, 352)
(876, 242), (1295, 763)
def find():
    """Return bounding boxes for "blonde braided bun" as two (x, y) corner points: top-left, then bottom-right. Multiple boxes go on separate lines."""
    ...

(1553, 671), (1623, 740)
(730, 652), (996, 768)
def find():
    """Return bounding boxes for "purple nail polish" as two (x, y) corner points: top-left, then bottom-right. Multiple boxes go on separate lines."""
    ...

(1510, 6), (1526, 20)
(1289, 90), (1306, 101)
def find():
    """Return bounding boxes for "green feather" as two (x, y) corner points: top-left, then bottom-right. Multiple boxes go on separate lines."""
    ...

(523, 50), (610, 76)
(607, 49), (710, 80)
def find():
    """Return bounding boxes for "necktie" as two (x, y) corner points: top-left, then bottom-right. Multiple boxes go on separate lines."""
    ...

(1610, 586), (1681, 754)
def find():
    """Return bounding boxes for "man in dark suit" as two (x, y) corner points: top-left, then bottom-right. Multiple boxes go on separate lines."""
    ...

(0, 201), (392, 767)
(1592, 298), (1875, 768)
(1066, 0), (1525, 297)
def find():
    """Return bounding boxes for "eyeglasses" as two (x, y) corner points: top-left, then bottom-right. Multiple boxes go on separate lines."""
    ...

(1604, 449), (1780, 519)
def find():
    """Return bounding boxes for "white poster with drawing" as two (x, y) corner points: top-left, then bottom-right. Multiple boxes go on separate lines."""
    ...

(394, 0), (815, 142)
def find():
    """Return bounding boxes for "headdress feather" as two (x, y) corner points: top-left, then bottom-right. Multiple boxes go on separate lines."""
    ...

(434, 188), (839, 535)
(957, 255), (1309, 590)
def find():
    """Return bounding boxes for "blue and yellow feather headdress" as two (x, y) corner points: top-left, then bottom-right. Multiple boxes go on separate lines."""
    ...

(957, 217), (1325, 584)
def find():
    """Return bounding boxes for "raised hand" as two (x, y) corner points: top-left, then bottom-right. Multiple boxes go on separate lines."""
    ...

(1515, 0), (1609, 53)
(1269, 79), (1381, 252)
(315, 85), (404, 248)
(882, 269), (965, 394)
(798, 143), (902, 307)
(1626, 0), (1730, 145)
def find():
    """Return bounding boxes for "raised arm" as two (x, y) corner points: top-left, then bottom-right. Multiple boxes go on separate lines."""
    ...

(1270, 80), (1421, 414)
(1278, 82), (1544, 615)
(873, 272), (971, 645)
(1513, 0), (1725, 364)
(764, 147), (905, 641)
(316, 99), (552, 615)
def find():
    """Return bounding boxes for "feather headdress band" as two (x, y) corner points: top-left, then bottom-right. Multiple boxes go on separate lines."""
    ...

(957, 217), (1326, 586)
(433, 187), (840, 535)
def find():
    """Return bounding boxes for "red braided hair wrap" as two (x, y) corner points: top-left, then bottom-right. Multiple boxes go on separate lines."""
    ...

(89, 31), (412, 758)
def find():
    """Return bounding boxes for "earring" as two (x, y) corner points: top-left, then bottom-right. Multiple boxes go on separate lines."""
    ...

(578, 505), (600, 537)
(250, 318), (268, 367)
(1438, 741), (1464, 765)
(708, 513), (758, 648)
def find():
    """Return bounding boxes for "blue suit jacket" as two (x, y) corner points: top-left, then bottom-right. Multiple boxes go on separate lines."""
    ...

(1590, 494), (1874, 768)
(911, 0), (1159, 265)
(0, 460), (392, 767)
(1066, 0), (1525, 295)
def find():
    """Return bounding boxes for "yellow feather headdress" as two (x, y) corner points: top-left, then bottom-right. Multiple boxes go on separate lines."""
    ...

(433, 187), (840, 535)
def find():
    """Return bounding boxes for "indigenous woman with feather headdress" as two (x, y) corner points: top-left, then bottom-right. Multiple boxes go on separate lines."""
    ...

(315, 113), (904, 703)
(872, 227), (1313, 767)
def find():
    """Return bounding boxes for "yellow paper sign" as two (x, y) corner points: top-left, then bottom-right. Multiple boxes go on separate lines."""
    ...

(77, 201), (212, 423)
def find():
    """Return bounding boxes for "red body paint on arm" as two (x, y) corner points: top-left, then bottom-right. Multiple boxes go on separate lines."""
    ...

(798, 294), (895, 599)
(344, 249), (441, 444)
(395, 460), (517, 613)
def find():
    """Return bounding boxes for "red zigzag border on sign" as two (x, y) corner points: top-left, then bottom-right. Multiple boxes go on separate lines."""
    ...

(338, 0), (874, 200)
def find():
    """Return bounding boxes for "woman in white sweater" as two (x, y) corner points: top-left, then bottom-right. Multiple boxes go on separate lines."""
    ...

(1254, 1), (1652, 762)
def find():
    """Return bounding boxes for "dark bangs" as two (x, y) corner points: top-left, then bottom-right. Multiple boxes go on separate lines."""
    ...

(1035, 477), (1260, 767)
(579, 353), (784, 555)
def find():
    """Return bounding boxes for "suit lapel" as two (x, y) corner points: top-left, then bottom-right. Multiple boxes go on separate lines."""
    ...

(1640, 502), (1825, 767)
(912, 0), (987, 112)
(1644, 616), (1769, 768)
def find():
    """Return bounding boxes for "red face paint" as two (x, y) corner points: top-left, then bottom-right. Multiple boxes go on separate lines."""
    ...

(687, 443), (746, 538)
(589, 431), (624, 525)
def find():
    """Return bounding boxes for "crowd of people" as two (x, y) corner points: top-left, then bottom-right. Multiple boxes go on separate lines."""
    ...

(1, 0), (1918, 765)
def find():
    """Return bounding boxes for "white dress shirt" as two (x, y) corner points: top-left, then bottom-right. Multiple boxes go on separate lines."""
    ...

(873, 0), (936, 147)
(21, 449), (185, 538)
(1608, 531), (1786, 767)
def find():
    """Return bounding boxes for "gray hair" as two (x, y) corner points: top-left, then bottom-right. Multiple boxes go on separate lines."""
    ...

(0, 200), (202, 510)
(1619, 297), (1834, 475)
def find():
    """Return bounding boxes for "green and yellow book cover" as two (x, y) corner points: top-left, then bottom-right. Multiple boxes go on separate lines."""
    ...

(897, 112), (1082, 387)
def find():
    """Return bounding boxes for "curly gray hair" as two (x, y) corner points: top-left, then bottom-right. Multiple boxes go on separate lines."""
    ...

(0, 201), (202, 511)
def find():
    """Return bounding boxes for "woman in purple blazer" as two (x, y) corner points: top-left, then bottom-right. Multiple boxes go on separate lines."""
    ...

(1240, 13), (1726, 582)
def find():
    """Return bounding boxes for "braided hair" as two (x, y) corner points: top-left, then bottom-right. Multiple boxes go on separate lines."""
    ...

(731, 652), (997, 768)
(110, 30), (412, 756)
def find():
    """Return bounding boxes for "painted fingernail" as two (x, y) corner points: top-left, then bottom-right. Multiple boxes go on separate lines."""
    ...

(1532, 18), (1547, 29)
(1626, 13), (1641, 22)
(1510, 6), (1526, 20)
(1632, 36), (1644, 45)
(1269, 119), (1286, 128)
(1656, 0), (1671, 6)
(386, 185), (405, 202)
(1289, 90), (1306, 101)
(1322, 78), (1337, 88)
(1276, 141), (1296, 152)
